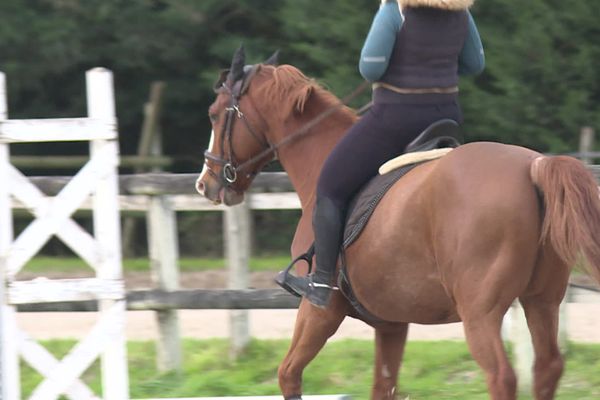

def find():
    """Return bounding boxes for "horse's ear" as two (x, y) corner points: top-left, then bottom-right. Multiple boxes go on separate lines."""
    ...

(229, 45), (246, 83)
(213, 69), (230, 92)
(264, 50), (280, 66)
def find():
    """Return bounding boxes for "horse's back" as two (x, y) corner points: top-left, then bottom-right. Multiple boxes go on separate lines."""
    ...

(346, 142), (543, 323)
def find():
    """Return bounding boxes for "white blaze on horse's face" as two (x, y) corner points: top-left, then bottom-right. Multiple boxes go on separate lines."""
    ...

(196, 129), (216, 196)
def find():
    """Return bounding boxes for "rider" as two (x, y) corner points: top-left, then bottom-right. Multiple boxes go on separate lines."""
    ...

(278, 0), (485, 308)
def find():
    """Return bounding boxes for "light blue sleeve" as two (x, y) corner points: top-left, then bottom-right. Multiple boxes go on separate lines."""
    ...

(359, 1), (404, 82)
(458, 11), (485, 76)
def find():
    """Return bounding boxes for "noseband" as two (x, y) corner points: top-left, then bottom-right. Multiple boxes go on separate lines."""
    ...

(203, 65), (274, 187)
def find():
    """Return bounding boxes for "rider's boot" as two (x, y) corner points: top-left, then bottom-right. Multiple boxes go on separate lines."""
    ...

(276, 196), (345, 308)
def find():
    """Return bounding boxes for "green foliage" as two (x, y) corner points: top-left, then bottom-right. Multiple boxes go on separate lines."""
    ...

(464, 0), (600, 152)
(2, 0), (599, 256)
(0, 0), (597, 160)
(19, 339), (600, 398)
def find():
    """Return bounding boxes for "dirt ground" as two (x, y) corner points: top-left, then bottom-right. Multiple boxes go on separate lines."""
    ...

(14, 271), (600, 343)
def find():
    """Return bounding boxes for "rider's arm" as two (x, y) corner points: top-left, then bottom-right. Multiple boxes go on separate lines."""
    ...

(359, 0), (403, 82)
(458, 11), (485, 76)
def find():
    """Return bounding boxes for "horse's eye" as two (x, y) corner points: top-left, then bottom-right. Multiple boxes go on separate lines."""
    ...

(209, 113), (218, 123)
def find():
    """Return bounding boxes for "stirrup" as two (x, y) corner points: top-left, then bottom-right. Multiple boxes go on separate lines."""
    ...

(274, 243), (315, 297)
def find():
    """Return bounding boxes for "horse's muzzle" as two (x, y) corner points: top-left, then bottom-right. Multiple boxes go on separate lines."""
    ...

(196, 176), (244, 206)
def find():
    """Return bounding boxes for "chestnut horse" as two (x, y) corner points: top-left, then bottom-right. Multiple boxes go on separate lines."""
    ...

(196, 49), (600, 400)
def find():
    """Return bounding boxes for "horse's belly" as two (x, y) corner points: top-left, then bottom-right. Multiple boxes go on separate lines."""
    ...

(345, 251), (460, 324)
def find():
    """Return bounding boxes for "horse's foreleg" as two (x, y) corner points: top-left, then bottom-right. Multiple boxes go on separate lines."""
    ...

(372, 323), (409, 400)
(520, 296), (564, 400)
(278, 293), (348, 399)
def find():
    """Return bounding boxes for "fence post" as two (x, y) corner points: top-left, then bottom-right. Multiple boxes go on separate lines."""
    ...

(87, 67), (130, 399)
(512, 302), (533, 395)
(147, 195), (182, 372)
(579, 126), (595, 165)
(224, 199), (251, 359)
(123, 82), (166, 257)
(0, 70), (20, 400)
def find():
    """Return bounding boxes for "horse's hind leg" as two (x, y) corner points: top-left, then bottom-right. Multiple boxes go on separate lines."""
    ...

(463, 314), (516, 399)
(372, 323), (409, 400)
(278, 294), (348, 399)
(518, 249), (569, 400)
(461, 303), (517, 399)
(519, 296), (564, 400)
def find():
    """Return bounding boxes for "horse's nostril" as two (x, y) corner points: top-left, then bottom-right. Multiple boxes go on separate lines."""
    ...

(196, 180), (205, 195)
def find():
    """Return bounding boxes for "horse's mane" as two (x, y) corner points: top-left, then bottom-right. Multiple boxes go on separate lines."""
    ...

(257, 65), (350, 115)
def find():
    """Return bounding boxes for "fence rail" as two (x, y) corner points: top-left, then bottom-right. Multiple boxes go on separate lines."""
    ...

(12, 284), (599, 313)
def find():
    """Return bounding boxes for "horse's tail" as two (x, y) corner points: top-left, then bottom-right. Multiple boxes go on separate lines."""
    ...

(531, 155), (600, 282)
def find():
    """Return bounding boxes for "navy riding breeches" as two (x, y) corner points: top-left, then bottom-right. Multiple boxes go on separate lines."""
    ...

(316, 100), (463, 208)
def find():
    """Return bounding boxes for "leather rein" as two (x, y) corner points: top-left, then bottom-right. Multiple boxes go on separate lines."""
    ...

(203, 65), (369, 188)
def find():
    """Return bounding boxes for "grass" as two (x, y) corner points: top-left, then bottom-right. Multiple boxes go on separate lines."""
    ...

(19, 339), (600, 399)
(22, 255), (291, 274)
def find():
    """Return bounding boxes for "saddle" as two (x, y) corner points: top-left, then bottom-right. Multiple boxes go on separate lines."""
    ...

(280, 119), (462, 321)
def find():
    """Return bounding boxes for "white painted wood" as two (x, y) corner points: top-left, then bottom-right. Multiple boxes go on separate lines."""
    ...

(8, 278), (124, 304)
(7, 147), (115, 277)
(18, 331), (99, 399)
(12, 192), (302, 212)
(0, 307), (20, 400)
(147, 195), (182, 372)
(512, 302), (533, 394)
(87, 67), (129, 400)
(0, 118), (116, 143)
(29, 301), (126, 400)
(558, 286), (569, 353)
(1, 68), (129, 399)
(224, 200), (251, 359)
(248, 192), (301, 210)
(9, 166), (103, 270)
(0, 71), (20, 400)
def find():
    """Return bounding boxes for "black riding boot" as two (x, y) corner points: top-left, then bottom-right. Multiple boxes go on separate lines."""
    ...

(276, 196), (345, 308)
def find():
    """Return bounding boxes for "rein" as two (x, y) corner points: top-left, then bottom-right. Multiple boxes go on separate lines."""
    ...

(236, 81), (370, 173)
(204, 73), (369, 187)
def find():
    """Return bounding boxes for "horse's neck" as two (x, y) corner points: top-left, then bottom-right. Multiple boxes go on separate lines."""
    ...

(276, 104), (355, 208)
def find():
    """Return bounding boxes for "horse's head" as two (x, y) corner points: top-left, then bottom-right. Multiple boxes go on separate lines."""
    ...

(196, 46), (280, 205)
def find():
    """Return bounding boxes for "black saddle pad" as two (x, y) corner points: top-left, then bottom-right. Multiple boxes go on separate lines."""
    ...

(342, 162), (422, 249)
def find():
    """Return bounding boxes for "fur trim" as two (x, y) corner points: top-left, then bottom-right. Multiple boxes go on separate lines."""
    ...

(399, 0), (474, 10)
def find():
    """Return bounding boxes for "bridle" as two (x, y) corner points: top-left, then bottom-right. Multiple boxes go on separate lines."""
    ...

(203, 65), (274, 187)
(202, 64), (369, 189)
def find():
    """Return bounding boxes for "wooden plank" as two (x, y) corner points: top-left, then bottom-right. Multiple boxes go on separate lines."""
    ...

(0, 80), (21, 398)
(11, 155), (173, 169)
(12, 192), (300, 212)
(12, 283), (598, 312)
(127, 289), (300, 310)
(28, 172), (295, 196)
(225, 201), (251, 359)
(9, 167), (103, 271)
(147, 195), (182, 372)
(18, 332), (98, 399)
(0, 306), (21, 400)
(8, 278), (124, 304)
(0, 118), (116, 143)
(7, 147), (116, 276)
(86, 67), (129, 400)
